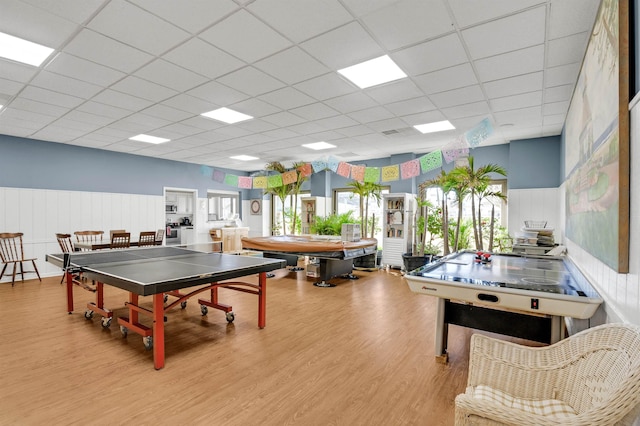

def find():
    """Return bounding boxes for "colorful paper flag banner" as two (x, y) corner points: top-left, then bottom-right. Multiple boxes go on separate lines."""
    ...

(336, 162), (351, 178)
(465, 118), (493, 148)
(200, 165), (212, 176)
(297, 163), (312, 177)
(364, 167), (380, 183)
(311, 160), (327, 173)
(253, 176), (268, 189)
(282, 170), (298, 185)
(327, 156), (340, 173)
(213, 170), (225, 183)
(442, 136), (469, 164)
(351, 164), (365, 181)
(381, 165), (399, 182)
(400, 159), (420, 180)
(224, 174), (238, 187)
(420, 150), (442, 173)
(267, 174), (283, 188)
(238, 176), (253, 189)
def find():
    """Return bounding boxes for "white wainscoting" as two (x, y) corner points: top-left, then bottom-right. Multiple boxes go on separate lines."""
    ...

(0, 187), (164, 282)
(507, 187), (561, 242)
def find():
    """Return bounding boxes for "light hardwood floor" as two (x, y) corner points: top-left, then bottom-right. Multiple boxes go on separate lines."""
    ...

(0, 264), (513, 425)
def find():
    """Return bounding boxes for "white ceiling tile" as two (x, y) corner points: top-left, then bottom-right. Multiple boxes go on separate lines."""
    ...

(8, 97), (68, 117)
(0, 0), (77, 47)
(19, 86), (84, 108)
(290, 103), (339, 121)
(543, 113), (566, 126)
(263, 128), (302, 140)
(483, 72), (543, 99)
(163, 95), (220, 116)
(386, 97), (436, 116)
(51, 117), (103, 132)
(140, 104), (193, 122)
(334, 125), (375, 138)
(0, 60), (38, 84)
(19, 0), (105, 24)
(294, 73), (357, 101)
(135, 59), (208, 92)
(493, 106), (542, 126)
(340, 0), (398, 16)
(91, 89), (154, 111)
(230, 98), (281, 117)
(430, 85), (485, 109)
(64, 29), (154, 73)
(462, 7), (545, 60)
(548, 0), (600, 39)
(255, 47), (328, 85)
(248, 0), (352, 43)
(164, 38), (245, 79)
(261, 111), (307, 127)
(547, 32), (590, 67)
(157, 123), (206, 137)
(199, 10), (291, 63)
(490, 91), (542, 112)
(235, 119), (278, 134)
(0, 77), (27, 97)
(544, 84), (574, 103)
(287, 121), (326, 135)
(217, 67), (286, 97)
(544, 63), (581, 87)
(543, 100), (569, 116)
(111, 76), (179, 103)
(392, 33), (467, 76)
(258, 87), (315, 110)
(186, 81), (248, 106)
(1, 107), (56, 127)
(324, 92), (377, 114)
(313, 114), (360, 130)
(300, 22), (382, 70)
(400, 110), (447, 126)
(76, 101), (134, 120)
(30, 71), (102, 99)
(475, 44), (545, 82)
(63, 109), (115, 126)
(365, 80), (423, 105)
(45, 53), (126, 87)
(361, 0), (454, 50)
(130, 0), (239, 34)
(448, 0), (543, 27)
(88, 0), (190, 55)
(366, 117), (411, 132)
(180, 116), (225, 131)
(31, 126), (87, 141)
(414, 63), (478, 95)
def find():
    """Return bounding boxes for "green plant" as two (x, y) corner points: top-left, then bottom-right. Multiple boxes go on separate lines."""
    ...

(311, 211), (357, 236)
(263, 161), (309, 235)
(346, 180), (383, 238)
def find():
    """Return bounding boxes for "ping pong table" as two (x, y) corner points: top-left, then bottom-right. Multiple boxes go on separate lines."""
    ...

(46, 246), (286, 369)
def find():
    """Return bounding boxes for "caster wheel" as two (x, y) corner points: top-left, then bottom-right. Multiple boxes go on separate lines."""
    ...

(143, 336), (153, 350)
(226, 312), (235, 323)
(101, 317), (112, 328)
(84, 310), (94, 319)
(180, 301), (187, 309)
(120, 325), (128, 337)
(200, 305), (208, 316)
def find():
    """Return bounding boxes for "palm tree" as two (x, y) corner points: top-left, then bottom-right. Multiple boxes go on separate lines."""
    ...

(346, 180), (383, 237)
(264, 161), (308, 235)
(448, 156), (507, 250)
(421, 170), (451, 255)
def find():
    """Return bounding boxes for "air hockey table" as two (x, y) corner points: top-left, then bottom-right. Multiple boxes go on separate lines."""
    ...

(404, 250), (603, 362)
(241, 235), (378, 287)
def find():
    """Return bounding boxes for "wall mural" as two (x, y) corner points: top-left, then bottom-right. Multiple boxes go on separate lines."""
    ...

(564, 0), (629, 272)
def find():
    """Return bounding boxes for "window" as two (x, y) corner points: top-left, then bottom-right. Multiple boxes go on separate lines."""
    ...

(334, 187), (389, 243)
(207, 190), (239, 221)
(271, 192), (309, 235)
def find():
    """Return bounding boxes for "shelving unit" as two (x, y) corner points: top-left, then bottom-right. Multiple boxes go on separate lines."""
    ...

(300, 197), (326, 234)
(382, 193), (414, 268)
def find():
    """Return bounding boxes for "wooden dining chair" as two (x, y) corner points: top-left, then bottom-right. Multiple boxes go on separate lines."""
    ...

(74, 230), (104, 250)
(155, 229), (165, 245)
(0, 232), (41, 286)
(55, 233), (95, 291)
(138, 231), (156, 247)
(110, 232), (131, 249)
(109, 229), (126, 240)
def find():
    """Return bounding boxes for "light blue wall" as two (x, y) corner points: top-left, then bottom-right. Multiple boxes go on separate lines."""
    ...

(0, 133), (562, 197)
(0, 134), (250, 198)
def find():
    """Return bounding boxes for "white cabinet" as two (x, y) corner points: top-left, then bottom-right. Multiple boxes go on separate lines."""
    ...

(382, 193), (414, 268)
(177, 193), (192, 214)
(211, 227), (250, 252)
(300, 197), (327, 234)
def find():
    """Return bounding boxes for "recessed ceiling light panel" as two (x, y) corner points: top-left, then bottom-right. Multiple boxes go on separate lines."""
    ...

(201, 107), (253, 124)
(337, 55), (407, 89)
(129, 134), (171, 144)
(413, 120), (456, 134)
(302, 142), (336, 151)
(230, 155), (259, 161)
(0, 32), (54, 67)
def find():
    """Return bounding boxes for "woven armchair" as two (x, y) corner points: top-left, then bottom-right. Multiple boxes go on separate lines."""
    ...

(455, 323), (640, 425)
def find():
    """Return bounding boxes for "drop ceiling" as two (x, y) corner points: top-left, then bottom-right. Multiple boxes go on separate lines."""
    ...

(0, 0), (600, 172)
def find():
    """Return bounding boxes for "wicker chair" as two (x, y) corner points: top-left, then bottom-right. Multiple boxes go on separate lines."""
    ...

(455, 323), (640, 425)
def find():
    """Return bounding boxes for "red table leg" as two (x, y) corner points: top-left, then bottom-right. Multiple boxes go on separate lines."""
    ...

(66, 271), (74, 314)
(258, 272), (266, 329)
(152, 293), (165, 370)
